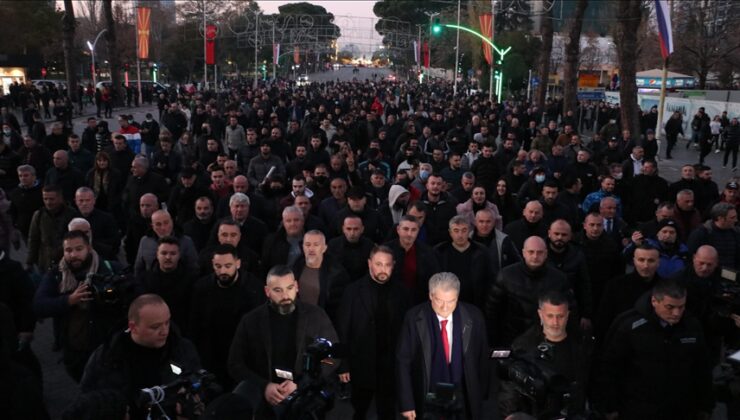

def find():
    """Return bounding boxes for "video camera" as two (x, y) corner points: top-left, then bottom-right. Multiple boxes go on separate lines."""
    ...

(139, 368), (219, 420)
(712, 268), (740, 318)
(85, 267), (135, 308)
(424, 382), (463, 420)
(281, 337), (342, 420)
(492, 345), (583, 420)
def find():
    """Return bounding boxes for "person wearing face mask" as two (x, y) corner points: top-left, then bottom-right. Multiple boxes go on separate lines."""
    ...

(189, 244), (263, 389)
(516, 166), (548, 208)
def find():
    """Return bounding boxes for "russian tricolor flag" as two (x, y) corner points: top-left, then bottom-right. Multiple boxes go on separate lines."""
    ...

(655, 0), (674, 59)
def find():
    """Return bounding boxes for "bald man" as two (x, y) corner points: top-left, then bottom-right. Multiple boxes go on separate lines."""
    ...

(134, 210), (198, 280)
(503, 200), (548, 251)
(44, 150), (85, 202)
(486, 235), (571, 346)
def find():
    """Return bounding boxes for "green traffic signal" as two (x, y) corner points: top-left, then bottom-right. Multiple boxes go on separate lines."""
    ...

(432, 18), (442, 35)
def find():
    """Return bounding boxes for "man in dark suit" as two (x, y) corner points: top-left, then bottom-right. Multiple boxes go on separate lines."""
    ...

(227, 265), (338, 419)
(385, 215), (440, 304)
(337, 245), (411, 420)
(396, 272), (494, 419)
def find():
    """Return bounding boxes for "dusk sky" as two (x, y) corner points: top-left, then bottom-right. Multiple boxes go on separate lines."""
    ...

(257, 1), (383, 53)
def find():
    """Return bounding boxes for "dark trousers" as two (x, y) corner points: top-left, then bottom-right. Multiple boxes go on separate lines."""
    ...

(666, 134), (677, 158)
(351, 384), (396, 420)
(699, 140), (711, 164)
(724, 142), (739, 168)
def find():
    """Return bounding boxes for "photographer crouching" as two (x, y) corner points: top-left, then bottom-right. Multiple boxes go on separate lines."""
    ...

(496, 290), (592, 419)
(33, 230), (127, 382)
(78, 294), (204, 420)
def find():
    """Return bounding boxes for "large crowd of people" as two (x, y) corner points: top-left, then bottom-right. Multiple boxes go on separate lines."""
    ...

(0, 76), (739, 420)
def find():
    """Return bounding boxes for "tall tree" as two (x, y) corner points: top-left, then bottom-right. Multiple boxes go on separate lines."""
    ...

(535, 5), (553, 109)
(62, 0), (79, 104)
(103, 0), (123, 106)
(672, 0), (740, 89)
(614, 0), (643, 137)
(562, 0), (588, 118)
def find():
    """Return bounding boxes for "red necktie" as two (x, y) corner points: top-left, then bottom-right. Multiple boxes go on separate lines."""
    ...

(440, 320), (450, 364)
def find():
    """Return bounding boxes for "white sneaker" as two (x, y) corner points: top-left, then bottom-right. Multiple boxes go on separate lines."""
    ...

(715, 149), (721, 153)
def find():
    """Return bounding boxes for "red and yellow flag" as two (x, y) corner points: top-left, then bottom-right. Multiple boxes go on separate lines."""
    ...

(137, 7), (151, 60)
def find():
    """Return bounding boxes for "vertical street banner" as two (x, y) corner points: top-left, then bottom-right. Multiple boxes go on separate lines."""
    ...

(654, 0), (674, 59)
(479, 13), (493, 65)
(136, 7), (151, 60)
(205, 25), (217, 65)
(413, 40), (419, 65)
(294, 47), (300, 64)
(423, 42), (430, 68)
(273, 43), (280, 65)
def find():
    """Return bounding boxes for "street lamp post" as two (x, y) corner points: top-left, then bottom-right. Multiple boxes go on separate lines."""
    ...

(87, 28), (108, 89)
(424, 11), (440, 80)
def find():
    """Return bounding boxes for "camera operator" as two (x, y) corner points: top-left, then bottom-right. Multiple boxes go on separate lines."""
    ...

(597, 278), (714, 419)
(672, 245), (740, 362)
(79, 294), (201, 420)
(498, 290), (592, 418)
(33, 230), (124, 382)
(227, 265), (339, 419)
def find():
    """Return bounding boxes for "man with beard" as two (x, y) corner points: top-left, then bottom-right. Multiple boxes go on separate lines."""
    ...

(539, 181), (572, 228)
(546, 220), (593, 331)
(595, 244), (660, 341)
(327, 215), (375, 281)
(9, 165), (44, 242)
(379, 184), (410, 230)
(227, 265), (338, 419)
(337, 246), (411, 420)
(503, 200), (547, 251)
(33, 230), (123, 382)
(421, 173), (459, 246)
(575, 213), (623, 311)
(292, 230), (350, 322)
(183, 196), (216, 252)
(136, 237), (195, 332)
(190, 244), (263, 389)
(199, 220), (261, 278)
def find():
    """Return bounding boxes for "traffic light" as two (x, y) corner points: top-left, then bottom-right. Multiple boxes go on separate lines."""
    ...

(432, 18), (442, 35)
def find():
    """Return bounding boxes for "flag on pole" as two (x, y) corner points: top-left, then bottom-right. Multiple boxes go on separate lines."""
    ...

(273, 43), (280, 65)
(136, 7), (151, 60)
(423, 42), (430, 68)
(413, 40), (419, 65)
(205, 25), (217, 65)
(294, 47), (300, 64)
(654, 0), (674, 59)
(479, 13), (493, 66)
